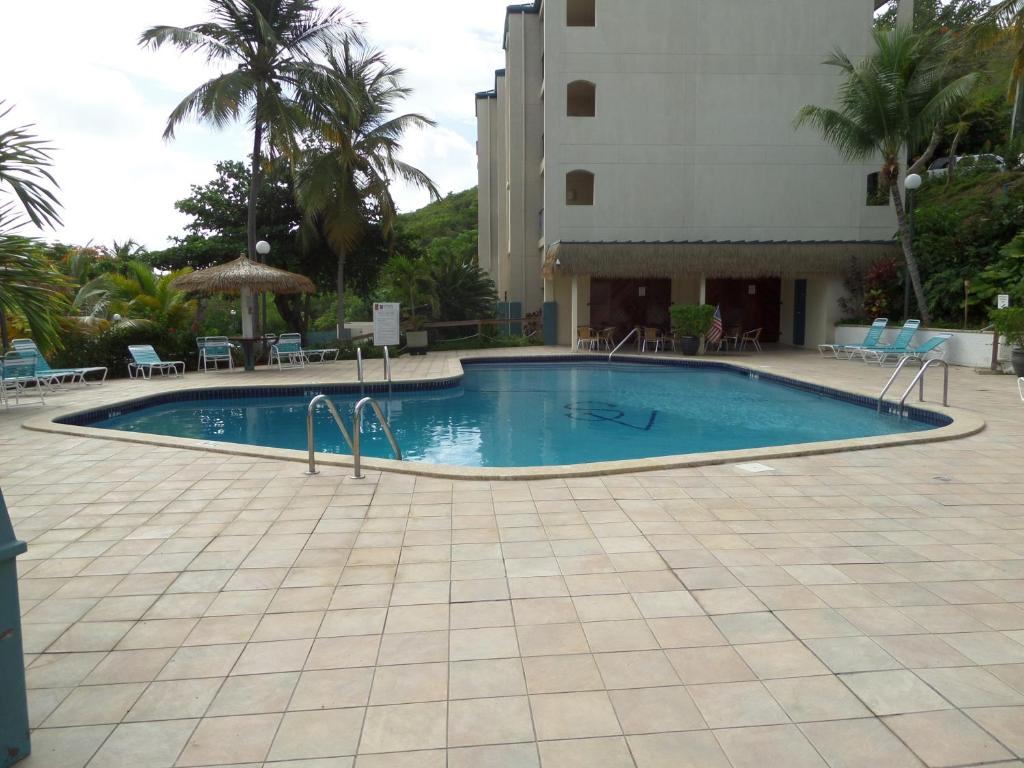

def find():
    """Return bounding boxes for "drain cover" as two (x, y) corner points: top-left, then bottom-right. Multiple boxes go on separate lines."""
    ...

(737, 463), (776, 473)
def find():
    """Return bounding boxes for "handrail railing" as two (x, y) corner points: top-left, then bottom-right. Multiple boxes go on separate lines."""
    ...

(351, 396), (402, 479)
(356, 347), (364, 393)
(608, 327), (640, 362)
(306, 395), (354, 475)
(877, 357), (915, 412)
(899, 358), (949, 411)
(383, 345), (392, 397)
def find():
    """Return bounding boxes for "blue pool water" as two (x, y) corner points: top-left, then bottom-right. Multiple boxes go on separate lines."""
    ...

(86, 361), (938, 468)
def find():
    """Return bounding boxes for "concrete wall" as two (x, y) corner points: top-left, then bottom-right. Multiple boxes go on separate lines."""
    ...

(542, 0), (895, 248)
(834, 325), (1007, 368)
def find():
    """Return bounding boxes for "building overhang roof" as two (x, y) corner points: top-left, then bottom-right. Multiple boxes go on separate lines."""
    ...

(543, 240), (901, 279)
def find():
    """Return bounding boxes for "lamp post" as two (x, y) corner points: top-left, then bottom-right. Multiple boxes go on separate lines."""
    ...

(255, 240), (270, 336)
(903, 173), (922, 320)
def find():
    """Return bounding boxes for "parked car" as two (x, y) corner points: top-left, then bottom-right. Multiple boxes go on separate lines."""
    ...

(927, 154), (1006, 178)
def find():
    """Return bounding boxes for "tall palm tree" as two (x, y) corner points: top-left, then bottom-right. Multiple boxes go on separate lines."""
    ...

(979, 0), (1024, 137)
(294, 44), (439, 336)
(140, 0), (358, 263)
(795, 27), (979, 325)
(0, 102), (65, 351)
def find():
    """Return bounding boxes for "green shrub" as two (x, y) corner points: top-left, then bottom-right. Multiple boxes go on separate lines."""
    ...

(669, 304), (715, 337)
(991, 307), (1024, 348)
(51, 324), (196, 378)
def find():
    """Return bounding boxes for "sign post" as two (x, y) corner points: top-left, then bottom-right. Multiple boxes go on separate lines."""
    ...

(373, 303), (400, 348)
(997, 294), (1010, 310)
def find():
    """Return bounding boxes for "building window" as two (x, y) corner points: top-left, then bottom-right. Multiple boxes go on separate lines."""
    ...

(567, 0), (596, 27)
(567, 80), (596, 117)
(866, 172), (888, 206)
(566, 170), (595, 205)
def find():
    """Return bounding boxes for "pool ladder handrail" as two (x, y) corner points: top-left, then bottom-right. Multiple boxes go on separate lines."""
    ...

(357, 346), (392, 396)
(356, 347), (364, 392)
(383, 345), (392, 397)
(877, 357), (949, 414)
(306, 394), (402, 478)
(608, 327), (640, 362)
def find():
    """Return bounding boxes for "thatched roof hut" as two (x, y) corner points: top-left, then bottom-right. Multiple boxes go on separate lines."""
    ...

(172, 255), (316, 295)
(542, 240), (902, 280)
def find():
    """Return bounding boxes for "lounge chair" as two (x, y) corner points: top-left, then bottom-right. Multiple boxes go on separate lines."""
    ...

(127, 345), (185, 379)
(197, 336), (234, 372)
(12, 338), (107, 386)
(1, 351), (45, 407)
(819, 318), (888, 358)
(857, 319), (921, 363)
(869, 332), (953, 366)
(269, 333), (339, 369)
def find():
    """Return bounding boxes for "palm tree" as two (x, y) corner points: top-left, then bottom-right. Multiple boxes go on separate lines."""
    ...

(294, 43), (439, 337)
(795, 27), (979, 325)
(92, 261), (197, 331)
(0, 102), (66, 351)
(140, 0), (358, 263)
(384, 255), (436, 320)
(979, 1), (1024, 137)
(428, 247), (498, 321)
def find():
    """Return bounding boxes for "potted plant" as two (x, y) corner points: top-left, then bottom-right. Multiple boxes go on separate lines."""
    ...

(669, 304), (715, 356)
(992, 306), (1024, 375)
(404, 315), (429, 355)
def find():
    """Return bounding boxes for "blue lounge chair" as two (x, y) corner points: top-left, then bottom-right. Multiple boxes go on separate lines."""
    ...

(1, 351), (45, 407)
(12, 338), (107, 386)
(197, 336), (234, 372)
(869, 332), (953, 366)
(269, 334), (305, 370)
(858, 319), (921, 362)
(1018, 377), (1023, 402)
(819, 318), (888, 359)
(128, 345), (185, 379)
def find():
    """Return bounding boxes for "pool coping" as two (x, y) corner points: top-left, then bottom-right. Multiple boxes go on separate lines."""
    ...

(23, 354), (987, 481)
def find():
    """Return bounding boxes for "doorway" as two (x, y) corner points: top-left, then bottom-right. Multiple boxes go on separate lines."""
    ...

(793, 279), (807, 346)
(589, 278), (672, 337)
(705, 278), (782, 343)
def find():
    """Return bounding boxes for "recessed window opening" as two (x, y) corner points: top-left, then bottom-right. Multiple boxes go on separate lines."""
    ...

(567, 0), (596, 27)
(567, 80), (596, 117)
(566, 170), (595, 205)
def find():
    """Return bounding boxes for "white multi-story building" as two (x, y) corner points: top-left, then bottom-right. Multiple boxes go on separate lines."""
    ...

(476, 0), (906, 349)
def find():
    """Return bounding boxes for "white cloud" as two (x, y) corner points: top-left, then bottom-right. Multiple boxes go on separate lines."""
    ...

(1, 0), (512, 249)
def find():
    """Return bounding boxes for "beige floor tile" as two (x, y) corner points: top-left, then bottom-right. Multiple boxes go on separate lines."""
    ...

(646, 616), (727, 649)
(712, 612), (794, 644)
(370, 662), (448, 704)
(207, 671), (298, 716)
(177, 712), (281, 766)
(27, 653), (107, 689)
(449, 600), (513, 629)
(232, 638), (313, 675)
(512, 597), (578, 625)
(665, 645), (755, 684)
(357, 750), (444, 768)
(48, 622), (134, 653)
(916, 667), (1024, 708)
(383, 604), (449, 634)
(839, 670), (951, 716)
(523, 654), (604, 694)
(87, 719), (197, 768)
(251, 611), (324, 641)
(582, 620), (658, 652)
(448, 658), (525, 699)
(377, 630), (449, 665)
(572, 594), (641, 622)
(44, 683), (146, 727)
(125, 677), (221, 721)
(158, 644), (243, 680)
(83, 649), (175, 685)
(735, 640), (830, 679)
(516, 622), (589, 656)
(632, 590), (703, 619)
(537, 737), (635, 768)
(183, 615), (259, 646)
(609, 685), (705, 734)
(715, 724), (828, 768)
(692, 587), (766, 615)
(448, 695), (535, 747)
(448, 743), (539, 768)
(21, 724), (114, 768)
(775, 609), (860, 639)
(594, 650), (679, 689)
(268, 707), (365, 761)
(765, 674), (871, 721)
(885, 710), (1014, 767)
(320, 608), (387, 637)
(800, 718), (925, 768)
(966, 706), (1024, 756)
(359, 702), (447, 754)
(687, 681), (788, 728)
(306, 635), (381, 670)
(873, 634), (973, 668)
(628, 730), (732, 768)
(529, 691), (622, 740)
(941, 632), (1024, 665)
(805, 636), (901, 673)
(289, 667), (374, 710)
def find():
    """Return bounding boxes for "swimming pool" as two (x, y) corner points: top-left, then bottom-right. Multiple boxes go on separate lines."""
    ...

(73, 360), (943, 468)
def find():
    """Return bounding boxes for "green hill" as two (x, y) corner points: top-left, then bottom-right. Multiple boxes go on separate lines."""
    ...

(397, 187), (478, 245)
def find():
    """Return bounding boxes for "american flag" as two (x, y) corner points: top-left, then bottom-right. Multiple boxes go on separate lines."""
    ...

(707, 305), (724, 343)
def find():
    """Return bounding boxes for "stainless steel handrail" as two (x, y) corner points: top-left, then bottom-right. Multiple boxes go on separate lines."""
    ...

(383, 346), (392, 397)
(877, 356), (915, 412)
(356, 347), (364, 393)
(899, 358), (949, 411)
(351, 396), (402, 479)
(306, 394), (354, 475)
(608, 327), (640, 362)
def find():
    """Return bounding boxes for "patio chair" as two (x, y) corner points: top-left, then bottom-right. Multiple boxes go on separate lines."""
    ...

(576, 326), (598, 351)
(197, 336), (234, 372)
(1, 351), (45, 407)
(127, 345), (185, 379)
(857, 320), (921, 363)
(12, 338), (107, 386)
(819, 318), (888, 358)
(869, 333), (953, 366)
(739, 328), (763, 352)
(641, 326), (664, 353)
(270, 334), (306, 369)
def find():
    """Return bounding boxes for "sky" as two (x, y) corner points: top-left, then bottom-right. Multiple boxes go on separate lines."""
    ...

(0, 0), (514, 250)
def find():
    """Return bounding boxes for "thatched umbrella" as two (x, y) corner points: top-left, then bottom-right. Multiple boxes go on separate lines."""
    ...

(173, 254), (315, 340)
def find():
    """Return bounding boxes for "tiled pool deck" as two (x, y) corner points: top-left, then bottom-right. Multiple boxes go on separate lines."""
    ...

(2, 347), (1023, 768)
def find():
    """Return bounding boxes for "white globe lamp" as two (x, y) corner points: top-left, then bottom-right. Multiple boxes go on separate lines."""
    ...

(255, 240), (271, 257)
(905, 173), (922, 191)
